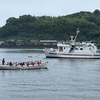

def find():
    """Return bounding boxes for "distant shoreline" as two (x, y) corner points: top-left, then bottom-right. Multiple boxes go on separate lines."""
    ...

(0, 45), (100, 50)
(0, 45), (57, 49)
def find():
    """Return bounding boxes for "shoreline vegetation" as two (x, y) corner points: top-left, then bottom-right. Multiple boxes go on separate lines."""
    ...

(0, 45), (57, 49)
(0, 45), (100, 49)
(0, 10), (100, 44)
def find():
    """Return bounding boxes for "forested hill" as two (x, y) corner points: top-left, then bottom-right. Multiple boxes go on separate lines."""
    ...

(0, 9), (100, 43)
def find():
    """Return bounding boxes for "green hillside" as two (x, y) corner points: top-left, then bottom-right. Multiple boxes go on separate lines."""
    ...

(0, 9), (100, 43)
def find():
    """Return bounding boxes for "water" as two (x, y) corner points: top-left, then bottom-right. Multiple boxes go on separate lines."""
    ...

(0, 48), (100, 100)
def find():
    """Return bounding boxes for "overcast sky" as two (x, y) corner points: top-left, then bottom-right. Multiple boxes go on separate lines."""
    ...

(0, 0), (100, 27)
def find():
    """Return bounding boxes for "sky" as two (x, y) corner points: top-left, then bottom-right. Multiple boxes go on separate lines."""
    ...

(0, 0), (100, 27)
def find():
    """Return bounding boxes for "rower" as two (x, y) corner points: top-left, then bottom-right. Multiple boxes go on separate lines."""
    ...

(2, 58), (5, 65)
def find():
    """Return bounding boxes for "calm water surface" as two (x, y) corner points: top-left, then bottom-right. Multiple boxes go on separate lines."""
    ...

(0, 48), (100, 100)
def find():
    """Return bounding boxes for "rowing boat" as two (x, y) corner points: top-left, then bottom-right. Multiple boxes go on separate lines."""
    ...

(0, 61), (48, 70)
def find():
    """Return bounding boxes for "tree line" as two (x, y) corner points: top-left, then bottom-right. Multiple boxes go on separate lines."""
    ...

(0, 9), (100, 43)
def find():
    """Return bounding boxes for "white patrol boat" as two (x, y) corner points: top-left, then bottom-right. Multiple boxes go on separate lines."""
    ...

(44, 29), (100, 59)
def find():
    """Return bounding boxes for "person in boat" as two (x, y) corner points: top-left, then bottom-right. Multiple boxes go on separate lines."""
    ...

(9, 62), (13, 66)
(37, 60), (40, 65)
(26, 62), (29, 66)
(22, 62), (25, 65)
(39, 60), (42, 64)
(15, 62), (18, 66)
(31, 61), (35, 66)
(37, 60), (42, 65)
(2, 58), (5, 65)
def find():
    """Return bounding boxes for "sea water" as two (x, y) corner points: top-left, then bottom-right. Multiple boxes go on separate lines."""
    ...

(0, 48), (100, 100)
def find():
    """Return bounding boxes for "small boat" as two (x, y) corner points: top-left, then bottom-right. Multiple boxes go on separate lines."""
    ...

(44, 29), (100, 59)
(0, 61), (48, 70)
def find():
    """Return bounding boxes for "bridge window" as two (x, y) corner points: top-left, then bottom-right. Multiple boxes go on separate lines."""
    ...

(80, 48), (83, 50)
(59, 47), (63, 51)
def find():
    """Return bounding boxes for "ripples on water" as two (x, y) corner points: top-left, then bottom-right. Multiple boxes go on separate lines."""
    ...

(0, 49), (100, 100)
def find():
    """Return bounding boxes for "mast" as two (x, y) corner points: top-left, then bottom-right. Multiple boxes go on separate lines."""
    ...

(69, 28), (80, 53)
(70, 28), (80, 45)
(74, 28), (80, 42)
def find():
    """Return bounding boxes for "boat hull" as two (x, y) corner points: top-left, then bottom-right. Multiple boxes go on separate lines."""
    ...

(45, 52), (100, 59)
(0, 62), (48, 70)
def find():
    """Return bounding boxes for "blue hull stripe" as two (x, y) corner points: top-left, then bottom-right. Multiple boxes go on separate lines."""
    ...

(93, 54), (100, 56)
(49, 52), (57, 55)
